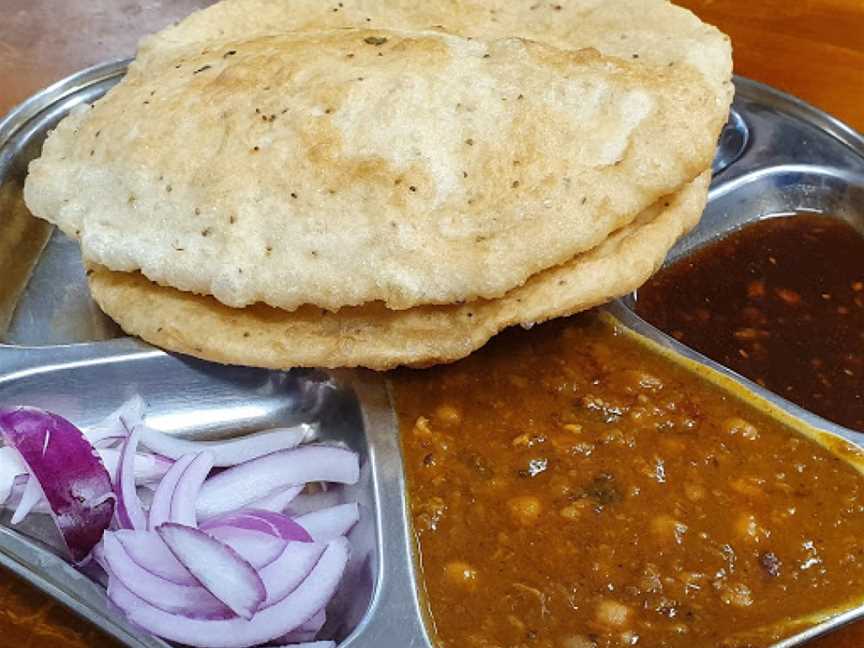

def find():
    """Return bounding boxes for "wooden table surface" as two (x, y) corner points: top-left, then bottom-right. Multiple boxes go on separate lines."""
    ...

(1, 1), (863, 647)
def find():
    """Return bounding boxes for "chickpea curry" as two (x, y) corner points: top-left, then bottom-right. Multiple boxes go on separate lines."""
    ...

(394, 313), (864, 648)
(0, 571), (117, 647)
(636, 214), (864, 432)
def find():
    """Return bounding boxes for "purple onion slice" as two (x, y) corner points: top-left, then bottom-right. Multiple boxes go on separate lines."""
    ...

(0, 407), (115, 562)
(85, 396), (144, 446)
(169, 452), (214, 527)
(158, 523), (266, 620)
(196, 445), (359, 519)
(139, 424), (312, 467)
(0, 447), (25, 504)
(258, 541), (325, 607)
(115, 424), (147, 530)
(243, 485), (303, 514)
(201, 509), (312, 543)
(149, 454), (194, 530)
(295, 503), (360, 543)
(301, 608), (326, 634)
(109, 538), (349, 647)
(11, 474), (44, 524)
(104, 531), (324, 619)
(101, 532), (231, 618)
(99, 449), (173, 486)
(202, 527), (287, 569)
(114, 529), (198, 586)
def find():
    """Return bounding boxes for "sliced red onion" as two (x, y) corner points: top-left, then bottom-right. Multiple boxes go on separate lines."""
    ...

(198, 512), (278, 537)
(170, 452), (214, 527)
(102, 532), (231, 618)
(115, 424), (147, 530)
(0, 447), (25, 504)
(276, 608), (326, 644)
(201, 510), (312, 543)
(204, 527), (287, 569)
(108, 538), (349, 647)
(149, 454), (195, 530)
(99, 449), (173, 485)
(11, 474), (44, 524)
(0, 446), (169, 486)
(196, 446), (359, 520)
(258, 541), (325, 607)
(139, 424), (313, 467)
(248, 485), (303, 513)
(4, 484), (117, 519)
(0, 447), (170, 519)
(0, 401), (360, 645)
(0, 407), (114, 562)
(86, 396), (145, 445)
(302, 608), (326, 634)
(158, 523), (266, 620)
(114, 529), (199, 586)
(91, 538), (109, 573)
(295, 503), (360, 543)
(3, 476), (50, 515)
(108, 530), (323, 618)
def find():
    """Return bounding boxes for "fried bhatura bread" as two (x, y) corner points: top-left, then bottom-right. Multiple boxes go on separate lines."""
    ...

(137, 0), (732, 104)
(87, 172), (709, 370)
(26, 28), (722, 312)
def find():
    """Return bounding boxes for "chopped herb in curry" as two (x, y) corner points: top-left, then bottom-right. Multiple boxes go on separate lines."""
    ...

(394, 313), (864, 648)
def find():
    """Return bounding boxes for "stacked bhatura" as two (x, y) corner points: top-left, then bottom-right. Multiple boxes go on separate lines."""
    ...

(23, 0), (732, 369)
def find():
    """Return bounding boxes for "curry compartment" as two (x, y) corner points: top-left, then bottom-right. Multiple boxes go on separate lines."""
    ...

(623, 76), (864, 439)
(395, 312), (864, 648)
(635, 214), (864, 431)
(2, 62), (864, 648)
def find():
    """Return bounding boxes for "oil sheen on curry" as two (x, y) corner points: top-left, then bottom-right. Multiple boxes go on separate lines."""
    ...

(394, 313), (864, 648)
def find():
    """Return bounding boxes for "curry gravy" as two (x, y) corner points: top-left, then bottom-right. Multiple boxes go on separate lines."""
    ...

(394, 313), (864, 648)
(636, 214), (864, 432)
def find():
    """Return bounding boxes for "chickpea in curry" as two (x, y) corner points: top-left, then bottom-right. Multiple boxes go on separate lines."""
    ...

(394, 313), (864, 648)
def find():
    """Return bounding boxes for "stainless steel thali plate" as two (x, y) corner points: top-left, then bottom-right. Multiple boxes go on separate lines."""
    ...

(1, 62), (863, 647)
(617, 76), (864, 453)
